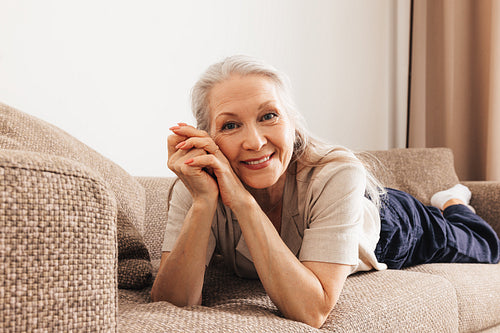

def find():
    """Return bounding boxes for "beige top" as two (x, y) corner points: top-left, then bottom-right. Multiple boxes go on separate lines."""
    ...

(162, 149), (387, 278)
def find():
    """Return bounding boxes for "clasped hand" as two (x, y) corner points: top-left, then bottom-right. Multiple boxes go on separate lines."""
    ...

(167, 123), (247, 208)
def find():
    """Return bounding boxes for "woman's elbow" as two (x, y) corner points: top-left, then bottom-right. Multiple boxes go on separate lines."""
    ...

(301, 312), (330, 329)
(150, 283), (164, 303)
(150, 284), (201, 306)
(303, 295), (339, 328)
(288, 302), (335, 328)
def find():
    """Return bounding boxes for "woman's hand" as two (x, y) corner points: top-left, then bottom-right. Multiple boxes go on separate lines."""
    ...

(168, 123), (249, 208)
(167, 124), (220, 203)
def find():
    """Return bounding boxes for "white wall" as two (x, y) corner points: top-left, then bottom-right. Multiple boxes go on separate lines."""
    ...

(0, 0), (409, 177)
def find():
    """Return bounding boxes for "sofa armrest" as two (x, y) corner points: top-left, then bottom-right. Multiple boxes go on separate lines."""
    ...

(0, 150), (117, 332)
(462, 181), (500, 236)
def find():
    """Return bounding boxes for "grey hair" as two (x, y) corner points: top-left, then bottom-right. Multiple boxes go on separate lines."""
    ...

(190, 55), (386, 208)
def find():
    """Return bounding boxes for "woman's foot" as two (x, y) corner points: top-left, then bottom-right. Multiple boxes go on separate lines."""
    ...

(431, 184), (475, 213)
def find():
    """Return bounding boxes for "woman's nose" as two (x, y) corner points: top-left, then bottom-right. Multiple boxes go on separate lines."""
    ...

(242, 126), (266, 151)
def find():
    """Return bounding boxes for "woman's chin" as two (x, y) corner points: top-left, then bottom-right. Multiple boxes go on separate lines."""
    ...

(241, 178), (271, 189)
(241, 174), (281, 190)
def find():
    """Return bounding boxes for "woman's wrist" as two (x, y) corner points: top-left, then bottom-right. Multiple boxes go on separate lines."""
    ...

(192, 194), (219, 212)
(229, 192), (259, 215)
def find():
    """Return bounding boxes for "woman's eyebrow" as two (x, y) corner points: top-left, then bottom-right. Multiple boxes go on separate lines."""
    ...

(214, 100), (278, 121)
(215, 111), (238, 121)
(258, 100), (278, 111)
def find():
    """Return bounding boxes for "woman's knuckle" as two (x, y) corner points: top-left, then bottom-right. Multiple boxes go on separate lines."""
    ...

(180, 164), (191, 174)
(167, 160), (177, 170)
(167, 134), (178, 145)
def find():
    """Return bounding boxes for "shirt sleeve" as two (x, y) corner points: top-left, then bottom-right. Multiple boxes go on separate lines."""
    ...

(298, 161), (367, 266)
(162, 179), (216, 266)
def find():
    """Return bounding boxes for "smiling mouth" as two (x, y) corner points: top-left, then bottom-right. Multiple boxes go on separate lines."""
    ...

(242, 154), (273, 165)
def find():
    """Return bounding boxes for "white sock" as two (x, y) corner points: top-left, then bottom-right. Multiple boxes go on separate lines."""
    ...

(430, 184), (474, 212)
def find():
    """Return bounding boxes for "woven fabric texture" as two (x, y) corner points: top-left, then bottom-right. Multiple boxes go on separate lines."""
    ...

(406, 263), (500, 332)
(360, 147), (460, 205)
(479, 324), (500, 332)
(118, 256), (458, 333)
(0, 150), (117, 332)
(136, 177), (178, 261)
(462, 181), (500, 235)
(0, 102), (151, 289)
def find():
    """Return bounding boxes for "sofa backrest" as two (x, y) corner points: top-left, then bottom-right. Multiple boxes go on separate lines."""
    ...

(136, 177), (178, 261)
(359, 147), (459, 205)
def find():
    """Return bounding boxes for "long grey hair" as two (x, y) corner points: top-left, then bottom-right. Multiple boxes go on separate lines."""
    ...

(190, 55), (386, 208)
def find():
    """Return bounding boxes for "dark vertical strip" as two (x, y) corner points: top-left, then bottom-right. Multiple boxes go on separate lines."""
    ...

(406, 0), (415, 148)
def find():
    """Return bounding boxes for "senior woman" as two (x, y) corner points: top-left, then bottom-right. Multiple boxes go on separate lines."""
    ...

(151, 55), (500, 328)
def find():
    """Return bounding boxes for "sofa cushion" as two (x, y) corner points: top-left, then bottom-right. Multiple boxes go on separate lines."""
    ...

(406, 263), (500, 332)
(361, 148), (460, 205)
(324, 269), (458, 332)
(0, 102), (151, 289)
(118, 256), (458, 332)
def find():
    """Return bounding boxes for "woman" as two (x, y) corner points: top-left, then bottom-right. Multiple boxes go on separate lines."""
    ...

(151, 55), (500, 328)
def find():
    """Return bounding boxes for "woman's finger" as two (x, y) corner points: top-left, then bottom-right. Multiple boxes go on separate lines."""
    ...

(184, 153), (224, 171)
(167, 133), (188, 157)
(170, 124), (210, 138)
(168, 147), (208, 173)
(176, 136), (221, 156)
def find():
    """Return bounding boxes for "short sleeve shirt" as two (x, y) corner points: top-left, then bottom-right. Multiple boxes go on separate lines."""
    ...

(162, 149), (387, 278)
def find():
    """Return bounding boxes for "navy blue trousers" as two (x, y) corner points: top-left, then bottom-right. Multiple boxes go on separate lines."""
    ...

(374, 188), (500, 269)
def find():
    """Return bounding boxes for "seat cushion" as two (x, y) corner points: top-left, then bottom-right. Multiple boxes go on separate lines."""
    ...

(0, 102), (150, 289)
(119, 256), (458, 332)
(405, 263), (500, 332)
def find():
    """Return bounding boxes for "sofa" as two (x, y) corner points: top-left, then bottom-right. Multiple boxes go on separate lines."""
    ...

(1, 102), (499, 332)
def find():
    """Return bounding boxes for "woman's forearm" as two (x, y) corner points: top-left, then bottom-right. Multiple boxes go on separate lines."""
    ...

(151, 198), (217, 306)
(231, 196), (348, 328)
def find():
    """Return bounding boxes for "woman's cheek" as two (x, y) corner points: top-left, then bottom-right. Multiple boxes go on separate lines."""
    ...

(279, 123), (295, 151)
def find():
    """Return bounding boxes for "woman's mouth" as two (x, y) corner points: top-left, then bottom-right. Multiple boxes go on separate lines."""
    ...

(241, 154), (273, 169)
(244, 155), (271, 165)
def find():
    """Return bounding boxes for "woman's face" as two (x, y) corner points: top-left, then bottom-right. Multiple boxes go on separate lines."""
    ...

(208, 74), (295, 189)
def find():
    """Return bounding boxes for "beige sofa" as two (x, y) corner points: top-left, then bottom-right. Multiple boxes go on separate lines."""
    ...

(1, 102), (499, 332)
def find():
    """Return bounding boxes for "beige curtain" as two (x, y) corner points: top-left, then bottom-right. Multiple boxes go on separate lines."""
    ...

(409, 0), (500, 181)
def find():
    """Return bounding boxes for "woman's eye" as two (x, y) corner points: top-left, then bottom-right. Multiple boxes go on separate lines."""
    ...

(262, 113), (278, 121)
(221, 122), (238, 131)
